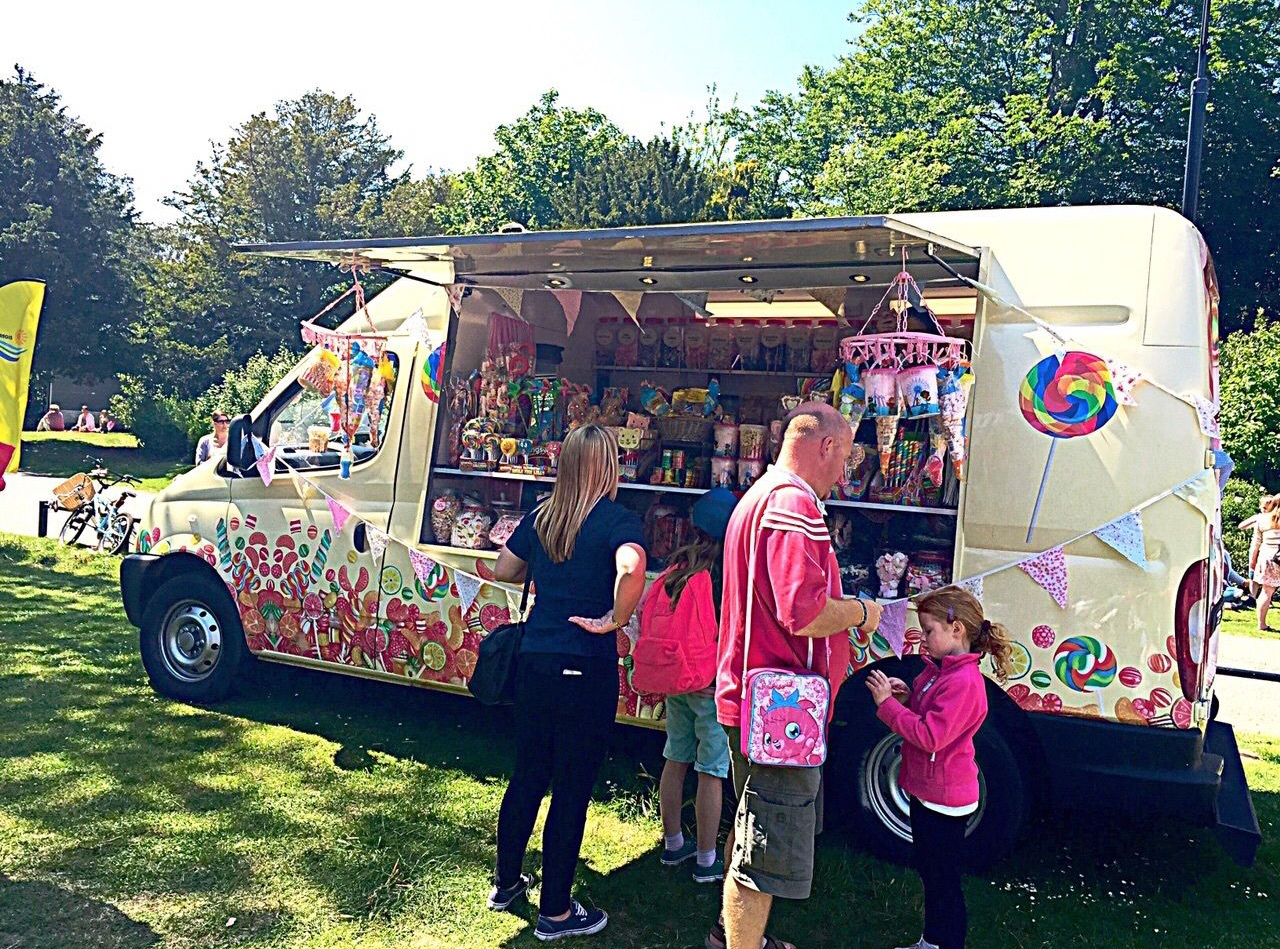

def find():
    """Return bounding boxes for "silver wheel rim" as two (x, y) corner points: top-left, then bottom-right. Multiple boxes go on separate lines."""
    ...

(862, 733), (987, 842)
(160, 600), (222, 682)
(102, 515), (129, 552)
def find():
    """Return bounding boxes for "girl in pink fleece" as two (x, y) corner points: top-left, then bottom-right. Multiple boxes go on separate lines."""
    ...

(866, 588), (1013, 949)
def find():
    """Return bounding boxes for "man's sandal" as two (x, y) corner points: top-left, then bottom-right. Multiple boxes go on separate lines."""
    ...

(705, 918), (796, 949)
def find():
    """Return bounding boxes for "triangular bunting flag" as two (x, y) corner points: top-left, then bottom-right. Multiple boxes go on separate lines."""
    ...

(446, 283), (466, 312)
(553, 289), (584, 336)
(254, 445), (278, 487)
(1018, 547), (1068, 608)
(455, 571), (483, 615)
(408, 549), (437, 583)
(1105, 358), (1143, 406)
(400, 308), (432, 346)
(810, 288), (846, 321)
(326, 496), (352, 533)
(744, 288), (778, 304)
(1175, 470), (1218, 520)
(367, 526), (390, 560)
(1094, 512), (1150, 571)
(958, 577), (984, 602)
(879, 599), (909, 659)
(1029, 314), (1071, 348)
(292, 472), (316, 504)
(613, 291), (644, 326)
(1188, 394), (1220, 438)
(493, 287), (526, 322)
(675, 292), (712, 319)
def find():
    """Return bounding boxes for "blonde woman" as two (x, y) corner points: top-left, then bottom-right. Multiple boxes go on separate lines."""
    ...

(1248, 494), (1280, 632)
(489, 424), (647, 939)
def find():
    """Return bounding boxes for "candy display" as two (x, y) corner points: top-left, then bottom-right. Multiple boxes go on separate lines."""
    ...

(708, 323), (737, 369)
(738, 424), (767, 461)
(299, 349), (340, 394)
(430, 491), (461, 545)
(711, 456), (737, 489)
(713, 421), (739, 457)
(876, 551), (908, 598)
(898, 364), (939, 417)
(738, 458), (764, 489)
(450, 499), (493, 550)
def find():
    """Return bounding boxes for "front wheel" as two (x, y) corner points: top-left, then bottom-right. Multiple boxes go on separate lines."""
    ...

(827, 701), (1028, 869)
(101, 513), (134, 555)
(139, 573), (245, 703)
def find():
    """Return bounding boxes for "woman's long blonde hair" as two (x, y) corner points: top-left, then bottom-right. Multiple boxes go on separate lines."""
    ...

(1260, 494), (1280, 530)
(917, 587), (1015, 683)
(535, 424), (620, 563)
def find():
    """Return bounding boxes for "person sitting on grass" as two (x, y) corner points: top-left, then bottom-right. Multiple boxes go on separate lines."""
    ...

(866, 586), (1013, 949)
(35, 404), (64, 432)
(633, 487), (738, 885)
(73, 405), (97, 432)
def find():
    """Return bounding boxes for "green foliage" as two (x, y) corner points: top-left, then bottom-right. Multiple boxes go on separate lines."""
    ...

(108, 375), (189, 457)
(183, 348), (297, 444)
(1220, 316), (1280, 488)
(1222, 475), (1265, 568)
(553, 136), (713, 228)
(0, 67), (139, 397)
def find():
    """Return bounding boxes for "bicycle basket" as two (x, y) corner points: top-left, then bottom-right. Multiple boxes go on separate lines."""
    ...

(52, 473), (95, 512)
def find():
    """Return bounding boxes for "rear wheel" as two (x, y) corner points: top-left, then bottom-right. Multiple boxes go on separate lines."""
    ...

(59, 508), (90, 546)
(140, 573), (245, 703)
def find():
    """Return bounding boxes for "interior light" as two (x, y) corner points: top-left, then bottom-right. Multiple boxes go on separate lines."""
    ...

(642, 255), (654, 268)
(546, 277), (568, 288)
(739, 275), (758, 284)
(854, 240), (868, 255)
(742, 256), (754, 263)
(551, 262), (563, 269)
(640, 276), (658, 285)
(850, 273), (870, 283)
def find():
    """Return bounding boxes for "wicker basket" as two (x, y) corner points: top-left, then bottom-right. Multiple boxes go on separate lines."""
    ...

(52, 473), (95, 512)
(657, 415), (714, 444)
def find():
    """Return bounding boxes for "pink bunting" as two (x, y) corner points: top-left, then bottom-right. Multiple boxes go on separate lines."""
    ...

(254, 446), (278, 487)
(879, 599), (909, 658)
(409, 549), (437, 582)
(1189, 394), (1220, 439)
(553, 289), (584, 336)
(446, 283), (466, 312)
(326, 496), (351, 533)
(1018, 547), (1068, 608)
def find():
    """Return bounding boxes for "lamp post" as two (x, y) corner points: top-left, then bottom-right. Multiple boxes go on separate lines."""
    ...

(1181, 0), (1213, 222)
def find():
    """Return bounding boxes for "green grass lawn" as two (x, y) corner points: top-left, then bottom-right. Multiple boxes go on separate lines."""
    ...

(1, 533), (1276, 949)
(19, 431), (187, 492)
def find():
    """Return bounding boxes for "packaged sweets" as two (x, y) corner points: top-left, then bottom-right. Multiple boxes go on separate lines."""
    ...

(638, 318), (661, 367)
(708, 322), (737, 369)
(738, 424), (767, 461)
(759, 321), (787, 372)
(713, 421), (739, 457)
(711, 456), (737, 488)
(733, 322), (761, 371)
(451, 497), (493, 550)
(430, 491), (461, 545)
(615, 320), (640, 368)
(299, 349), (341, 395)
(786, 321), (813, 373)
(812, 320), (839, 374)
(488, 501), (522, 548)
(660, 319), (684, 369)
(738, 458), (764, 489)
(595, 317), (617, 367)
(684, 320), (709, 369)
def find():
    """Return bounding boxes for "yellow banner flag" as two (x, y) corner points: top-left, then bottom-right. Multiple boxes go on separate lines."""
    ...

(0, 280), (46, 488)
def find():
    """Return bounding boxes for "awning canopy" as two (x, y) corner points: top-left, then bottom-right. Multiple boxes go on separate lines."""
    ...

(233, 216), (982, 293)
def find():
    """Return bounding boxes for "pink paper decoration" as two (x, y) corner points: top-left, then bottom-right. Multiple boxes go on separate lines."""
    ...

(553, 289), (584, 336)
(1105, 358), (1143, 406)
(254, 446), (278, 487)
(409, 549), (437, 582)
(879, 599), (909, 658)
(1189, 394), (1220, 438)
(367, 526), (390, 559)
(1018, 547), (1068, 608)
(326, 496), (352, 533)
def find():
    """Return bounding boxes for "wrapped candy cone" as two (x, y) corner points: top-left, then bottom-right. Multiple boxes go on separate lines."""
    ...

(923, 428), (947, 489)
(875, 415), (899, 471)
(940, 389), (968, 481)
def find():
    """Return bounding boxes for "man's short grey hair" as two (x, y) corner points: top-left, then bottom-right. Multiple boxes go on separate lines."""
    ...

(782, 401), (847, 442)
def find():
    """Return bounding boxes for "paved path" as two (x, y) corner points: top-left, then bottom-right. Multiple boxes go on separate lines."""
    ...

(0, 472), (154, 543)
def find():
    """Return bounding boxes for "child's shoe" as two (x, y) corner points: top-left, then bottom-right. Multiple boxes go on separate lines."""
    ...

(487, 872), (533, 911)
(660, 839), (697, 866)
(692, 857), (724, 883)
(534, 900), (608, 941)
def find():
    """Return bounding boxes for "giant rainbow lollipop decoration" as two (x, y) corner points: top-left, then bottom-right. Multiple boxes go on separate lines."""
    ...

(1020, 351), (1118, 542)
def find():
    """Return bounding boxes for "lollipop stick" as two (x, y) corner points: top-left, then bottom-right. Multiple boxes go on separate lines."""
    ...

(1026, 439), (1058, 544)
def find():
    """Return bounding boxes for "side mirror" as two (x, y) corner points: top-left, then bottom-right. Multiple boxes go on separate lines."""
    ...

(226, 414), (255, 472)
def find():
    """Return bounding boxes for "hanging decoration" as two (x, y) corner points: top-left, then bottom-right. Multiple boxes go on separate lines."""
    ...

(1105, 357), (1143, 406)
(254, 445), (278, 487)
(1174, 469), (1218, 520)
(879, 599), (909, 659)
(1019, 351), (1118, 542)
(613, 291), (644, 326)
(421, 341), (447, 403)
(327, 496), (352, 533)
(446, 283), (466, 312)
(809, 288), (847, 321)
(1093, 512), (1150, 571)
(958, 576), (983, 602)
(408, 549), (438, 583)
(674, 292), (713, 320)
(1018, 547), (1069, 608)
(552, 289), (584, 336)
(399, 308), (432, 347)
(455, 570), (483, 615)
(493, 287), (526, 322)
(367, 526), (390, 560)
(1188, 394), (1220, 439)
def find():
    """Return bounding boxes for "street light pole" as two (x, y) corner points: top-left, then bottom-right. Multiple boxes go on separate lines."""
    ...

(1181, 0), (1213, 222)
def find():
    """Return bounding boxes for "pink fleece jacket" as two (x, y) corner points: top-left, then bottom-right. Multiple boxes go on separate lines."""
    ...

(875, 653), (988, 808)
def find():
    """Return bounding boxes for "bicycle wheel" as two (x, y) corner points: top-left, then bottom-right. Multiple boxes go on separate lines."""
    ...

(59, 508), (91, 546)
(103, 513), (135, 555)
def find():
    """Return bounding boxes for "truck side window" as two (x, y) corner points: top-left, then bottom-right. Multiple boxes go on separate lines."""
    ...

(267, 353), (399, 472)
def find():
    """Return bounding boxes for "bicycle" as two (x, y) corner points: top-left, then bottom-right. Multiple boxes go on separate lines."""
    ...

(52, 458), (140, 554)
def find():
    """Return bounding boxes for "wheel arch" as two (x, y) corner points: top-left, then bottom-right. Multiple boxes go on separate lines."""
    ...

(122, 552), (241, 634)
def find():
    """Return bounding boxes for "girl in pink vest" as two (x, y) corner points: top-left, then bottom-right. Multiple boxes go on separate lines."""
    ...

(634, 488), (737, 884)
(866, 587), (1013, 949)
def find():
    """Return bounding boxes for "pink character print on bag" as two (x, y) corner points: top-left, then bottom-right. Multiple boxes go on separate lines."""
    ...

(741, 670), (830, 767)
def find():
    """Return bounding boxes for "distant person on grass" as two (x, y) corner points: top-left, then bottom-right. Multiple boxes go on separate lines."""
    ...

(1248, 493), (1280, 632)
(98, 409), (116, 432)
(194, 412), (231, 465)
(35, 404), (65, 431)
(73, 405), (97, 432)
(711, 402), (883, 949)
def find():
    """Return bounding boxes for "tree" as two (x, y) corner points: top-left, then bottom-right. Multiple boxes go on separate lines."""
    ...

(553, 135), (713, 228)
(137, 90), (406, 386)
(453, 91), (628, 231)
(0, 67), (138, 403)
(1219, 315), (1280, 489)
(720, 0), (1280, 328)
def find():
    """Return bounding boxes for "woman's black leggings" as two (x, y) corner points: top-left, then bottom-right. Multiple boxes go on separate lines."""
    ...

(495, 651), (618, 917)
(910, 796), (968, 949)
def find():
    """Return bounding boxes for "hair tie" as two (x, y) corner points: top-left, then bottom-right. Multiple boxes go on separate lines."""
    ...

(979, 619), (992, 635)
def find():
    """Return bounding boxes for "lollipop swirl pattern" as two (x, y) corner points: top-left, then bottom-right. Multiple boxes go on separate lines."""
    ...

(1053, 636), (1117, 692)
(1019, 351), (1118, 438)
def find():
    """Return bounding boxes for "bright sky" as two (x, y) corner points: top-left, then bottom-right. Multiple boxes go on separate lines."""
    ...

(5, 0), (861, 223)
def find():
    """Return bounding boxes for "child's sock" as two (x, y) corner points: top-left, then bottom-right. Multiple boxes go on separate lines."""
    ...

(696, 848), (717, 868)
(664, 832), (684, 852)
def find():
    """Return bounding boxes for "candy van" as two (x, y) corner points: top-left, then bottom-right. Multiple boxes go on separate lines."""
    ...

(119, 205), (1259, 866)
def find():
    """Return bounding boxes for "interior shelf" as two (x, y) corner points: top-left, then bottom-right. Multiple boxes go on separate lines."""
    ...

(593, 365), (825, 379)
(432, 467), (957, 514)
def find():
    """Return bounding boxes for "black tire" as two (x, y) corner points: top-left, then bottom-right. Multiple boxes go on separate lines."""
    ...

(827, 671), (1028, 870)
(139, 573), (246, 703)
(103, 514), (134, 555)
(59, 508), (90, 546)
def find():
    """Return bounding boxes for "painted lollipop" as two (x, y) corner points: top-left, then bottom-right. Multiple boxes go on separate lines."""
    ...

(1020, 351), (1118, 542)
